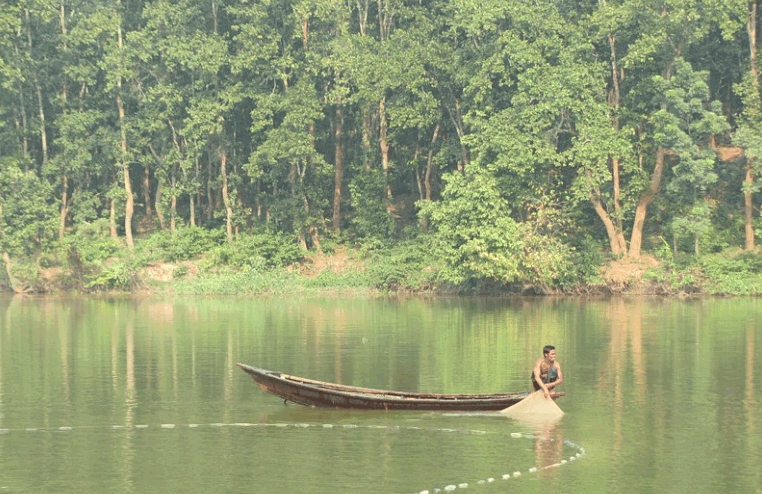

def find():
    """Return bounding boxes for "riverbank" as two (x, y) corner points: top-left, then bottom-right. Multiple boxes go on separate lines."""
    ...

(9, 247), (758, 298)
(4, 222), (762, 297)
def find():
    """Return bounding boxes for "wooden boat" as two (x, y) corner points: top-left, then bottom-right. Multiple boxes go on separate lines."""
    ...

(237, 363), (564, 411)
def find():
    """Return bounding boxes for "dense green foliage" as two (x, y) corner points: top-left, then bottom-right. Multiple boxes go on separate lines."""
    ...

(1, 0), (762, 295)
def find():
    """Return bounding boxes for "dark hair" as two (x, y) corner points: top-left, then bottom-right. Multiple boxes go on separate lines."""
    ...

(543, 345), (556, 355)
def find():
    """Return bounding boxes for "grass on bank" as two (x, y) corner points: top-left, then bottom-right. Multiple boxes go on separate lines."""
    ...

(640, 249), (762, 295)
(3, 223), (449, 295)
(169, 235), (447, 296)
(5, 221), (762, 296)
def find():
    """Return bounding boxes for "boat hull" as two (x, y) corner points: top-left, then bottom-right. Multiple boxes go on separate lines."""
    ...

(238, 363), (563, 411)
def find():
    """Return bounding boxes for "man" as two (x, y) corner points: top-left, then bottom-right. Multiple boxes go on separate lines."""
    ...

(532, 345), (563, 399)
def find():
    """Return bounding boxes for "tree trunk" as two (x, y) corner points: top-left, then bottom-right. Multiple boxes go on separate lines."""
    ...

(16, 79), (29, 162)
(167, 122), (183, 231)
(629, 147), (666, 257)
(13, 48), (29, 161)
(58, 2), (69, 241)
(608, 32), (624, 238)
(191, 156), (199, 227)
(378, 0), (393, 41)
(3, 252), (24, 294)
(612, 157), (623, 227)
(220, 150), (233, 244)
(745, 164), (755, 250)
(25, 10), (48, 166)
(357, 0), (369, 36)
(170, 165), (177, 232)
(425, 123), (440, 201)
(588, 167), (627, 256)
(446, 99), (468, 172)
(34, 74), (48, 165)
(589, 22), (628, 258)
(189, 195), (196, 227)
(0, 203), (22, 293)
(413, 145), (423, 199)
(363, 102), (372, 172)
(59, 174), (68, 240)
(628, 46), (680, 258)
(333, 104), (344, 234)
(110, 196), (118, 238)
(745, 0), (758, 251)
(379, 96), (392, 201)
(116, 1), (133, 249)
(290, 160), (308, 252)
(591, 193), (627, 257)
(144, 167), (152, 217)
(117, 93), (133, 249)
(205, 155), (214, 224)
(155, 178), (167, 230)
(310, 226), (322, 254)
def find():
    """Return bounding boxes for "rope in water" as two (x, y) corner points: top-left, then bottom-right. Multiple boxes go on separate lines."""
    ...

(0, 422), (586, 493)
(406, 430), (585, 494)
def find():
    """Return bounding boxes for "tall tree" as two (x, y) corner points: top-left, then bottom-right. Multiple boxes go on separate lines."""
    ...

(582, 0), (736, 258)
(61, 0), (126, 236)
(95, 0), (138, 248)
(661, 60), (729, 255)
(734, 0), (762, 250)
(234, 0), (330, 248)
(56, 0), (70, 240)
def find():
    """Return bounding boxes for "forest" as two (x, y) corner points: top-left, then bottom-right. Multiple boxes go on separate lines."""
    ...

(2, 0), (762, 295)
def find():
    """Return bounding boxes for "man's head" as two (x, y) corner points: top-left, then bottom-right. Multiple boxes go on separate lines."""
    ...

(543, 345), (556, 362)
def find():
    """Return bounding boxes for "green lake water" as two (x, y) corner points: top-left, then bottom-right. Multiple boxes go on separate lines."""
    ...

(0, 295), (760, 494)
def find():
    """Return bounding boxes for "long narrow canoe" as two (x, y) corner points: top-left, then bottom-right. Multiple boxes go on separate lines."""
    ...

(237, 363), (564, 411)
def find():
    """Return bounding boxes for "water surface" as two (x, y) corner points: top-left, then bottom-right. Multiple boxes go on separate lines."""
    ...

(0, 295), (759, 493)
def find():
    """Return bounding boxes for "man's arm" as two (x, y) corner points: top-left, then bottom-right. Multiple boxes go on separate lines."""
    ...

(533, 359), (551, 398)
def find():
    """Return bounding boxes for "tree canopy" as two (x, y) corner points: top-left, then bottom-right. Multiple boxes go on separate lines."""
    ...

(0, 0), (759, 292)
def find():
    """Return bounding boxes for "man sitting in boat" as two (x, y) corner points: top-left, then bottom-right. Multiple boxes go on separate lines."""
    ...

(532, 345), (563, 398)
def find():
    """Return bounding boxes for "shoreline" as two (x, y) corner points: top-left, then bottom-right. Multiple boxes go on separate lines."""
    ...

(3, 248), (762, 298)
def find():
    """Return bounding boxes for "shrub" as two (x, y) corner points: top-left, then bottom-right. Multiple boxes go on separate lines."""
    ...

(0, 169), (58, 258)
(419, 170), (578, 292)
(141, 227), (226, 262)
(364, 237), (444, 291)
(306, 268), (371, 289)
(699, 249), (762, 277)
(699, 249), (762, 294)
(708, 274), (762, 295)
(348, 170), (397, 239)
(173, 265), (189, 279)
(85, 257), (142, 291)
(59, 220), (122, 288)
(418, 172), (525, 286)
(172, 266), (302, 295)
(62, 219), (121, 266)
(564, 234), (606, 286)
(204, 231), (303, 270)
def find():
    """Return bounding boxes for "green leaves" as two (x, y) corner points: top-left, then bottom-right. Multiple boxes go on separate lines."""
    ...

(0, 0), (753, 290)
(419, 171), (522, 284)
(420, 169), (575, 289)
(0, 169), (58, 257)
